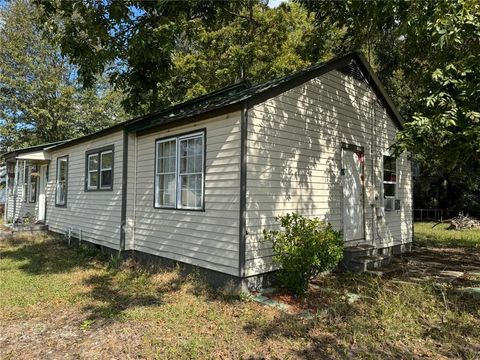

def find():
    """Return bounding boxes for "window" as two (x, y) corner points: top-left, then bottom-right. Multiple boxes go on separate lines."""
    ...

(156, 139), (177, 208)
(56, 156), (68, 206)
(85, 146), (114, 191)
(22, 162), (28, 202)
(383, 156), (397, 198)
(28, 165), (38, 203)
(155, 131), (205, 210)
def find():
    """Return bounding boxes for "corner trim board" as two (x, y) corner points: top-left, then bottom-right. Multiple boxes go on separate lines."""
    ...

(120, 130), (128, 251)
(238, 103), (248, 278)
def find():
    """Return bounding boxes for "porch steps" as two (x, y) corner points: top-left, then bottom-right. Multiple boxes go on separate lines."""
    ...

(340, 244), (393, 273)
(10, 224), (48, 233)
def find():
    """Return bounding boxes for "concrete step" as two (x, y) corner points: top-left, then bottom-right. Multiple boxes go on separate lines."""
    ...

(341, 251), (392, 273)
(353, 254), (392, 270)
(343, 245), (375, 263)
(11, 224), (48, 232)
(344, 244), (375, 254)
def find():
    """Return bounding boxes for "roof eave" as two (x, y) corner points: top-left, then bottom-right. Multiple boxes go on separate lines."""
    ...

(353, 52), (404, 130)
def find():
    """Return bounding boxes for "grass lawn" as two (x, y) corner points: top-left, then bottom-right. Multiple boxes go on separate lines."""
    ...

(0, 228), (479, 359)
(415, 222), (480, 248)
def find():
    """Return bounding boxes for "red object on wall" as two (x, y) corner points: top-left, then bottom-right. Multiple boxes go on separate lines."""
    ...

(355, 151), (364, 164)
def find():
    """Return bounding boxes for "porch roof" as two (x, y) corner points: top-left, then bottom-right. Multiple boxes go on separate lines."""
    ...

(1, 140), (68, 162)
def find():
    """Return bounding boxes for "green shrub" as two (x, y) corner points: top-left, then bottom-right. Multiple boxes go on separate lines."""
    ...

(263, 213), (343, 295)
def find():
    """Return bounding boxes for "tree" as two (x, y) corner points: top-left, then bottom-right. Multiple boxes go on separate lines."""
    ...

(37, 0), (243, 113)
(157, 1), (318, 105)
(0, 0), (126, 151)
(300, 0), (480, 215)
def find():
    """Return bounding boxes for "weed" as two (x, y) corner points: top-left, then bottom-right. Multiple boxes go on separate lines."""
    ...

(80, 319), (96, 331)
(107, 252), (122, 271)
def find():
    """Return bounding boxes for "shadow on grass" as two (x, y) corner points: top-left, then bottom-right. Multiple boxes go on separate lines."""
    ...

(404, 245), (480, 272)
(242, 310), (426, 359)
(81, 270), (164, 319)
(0, 233), (100, 274)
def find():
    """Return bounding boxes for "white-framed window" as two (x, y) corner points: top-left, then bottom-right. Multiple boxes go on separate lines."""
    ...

(100, 150), (113, 189)
(155, 131), (205, 210)
(28, 165), (38, 203)
(383, 155), (397, 198)
(87, 153), (99, 189)
(56, 156), (68, 206)
(85, 146), (114, 191)
(155, 138), (177, 208)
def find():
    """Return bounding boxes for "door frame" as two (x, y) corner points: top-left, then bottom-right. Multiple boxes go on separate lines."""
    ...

(38, 164), (48, 222)
(341, 142), (366, 243)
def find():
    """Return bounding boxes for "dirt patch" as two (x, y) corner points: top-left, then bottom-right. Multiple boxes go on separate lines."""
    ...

(0, 308), (146, 359)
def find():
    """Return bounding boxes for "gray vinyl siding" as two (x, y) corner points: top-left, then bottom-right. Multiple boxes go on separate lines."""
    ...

(132, 112), (242, 276)
(45, 131), (124, 249)
(245, 70), (412, 276)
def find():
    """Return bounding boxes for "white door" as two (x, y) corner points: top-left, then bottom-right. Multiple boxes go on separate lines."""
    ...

(342, 149), (365, 242)
(38, 164), (47, 222)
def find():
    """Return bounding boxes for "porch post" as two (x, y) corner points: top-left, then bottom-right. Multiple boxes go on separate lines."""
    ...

(3, 167), (7, 223)
(12, 159), (19, 223)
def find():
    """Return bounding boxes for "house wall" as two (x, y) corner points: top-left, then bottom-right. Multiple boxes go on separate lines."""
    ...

(6, 161), (39, 222)
(132, 112), (242, 276)
(245, 70), (412, 276)
(45, 130), (124, 249)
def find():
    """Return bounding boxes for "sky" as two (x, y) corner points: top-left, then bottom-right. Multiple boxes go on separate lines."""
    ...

(267, 0), (285, 8)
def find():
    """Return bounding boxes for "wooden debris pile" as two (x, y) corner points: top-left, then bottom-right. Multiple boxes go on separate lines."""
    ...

(446, 213), (480, 230)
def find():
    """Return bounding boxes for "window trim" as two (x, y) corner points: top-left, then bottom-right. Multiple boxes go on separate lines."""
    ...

(382, 155), (397, 199)
(154, 129), (206, 211)
(55, 155), (69, 207)
(84, 145), (115, 192)
(155, 137), (177, 209)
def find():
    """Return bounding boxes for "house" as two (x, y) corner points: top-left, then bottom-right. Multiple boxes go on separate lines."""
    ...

(2, 52), (412, 289)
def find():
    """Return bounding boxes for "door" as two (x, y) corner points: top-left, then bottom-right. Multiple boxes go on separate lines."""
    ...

(342, 148), (365, 242)
(38, 164), (47, 222)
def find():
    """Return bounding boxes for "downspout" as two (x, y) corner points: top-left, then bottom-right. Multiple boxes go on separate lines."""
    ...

(119, 129), (129, 252)
(132, 133), (138, 251)
(370, 98), (377, 246)
(238, 103), (248, 279)
(411, 153), (415, 246)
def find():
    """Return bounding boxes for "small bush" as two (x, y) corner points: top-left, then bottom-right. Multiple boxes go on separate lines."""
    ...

(263, 213), (343, 295)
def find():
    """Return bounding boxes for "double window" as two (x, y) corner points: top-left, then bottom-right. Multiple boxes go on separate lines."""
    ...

(383, 155), (397, 198)
(56, 156), (68, 206)
(85, 146), (114, 191)
(155, 131), (205, 210)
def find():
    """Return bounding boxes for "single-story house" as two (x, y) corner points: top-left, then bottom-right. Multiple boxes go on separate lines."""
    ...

(2, 52), (412, 289)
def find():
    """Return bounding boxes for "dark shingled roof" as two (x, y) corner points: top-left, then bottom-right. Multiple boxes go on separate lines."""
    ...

(3, 51), (403, 155)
